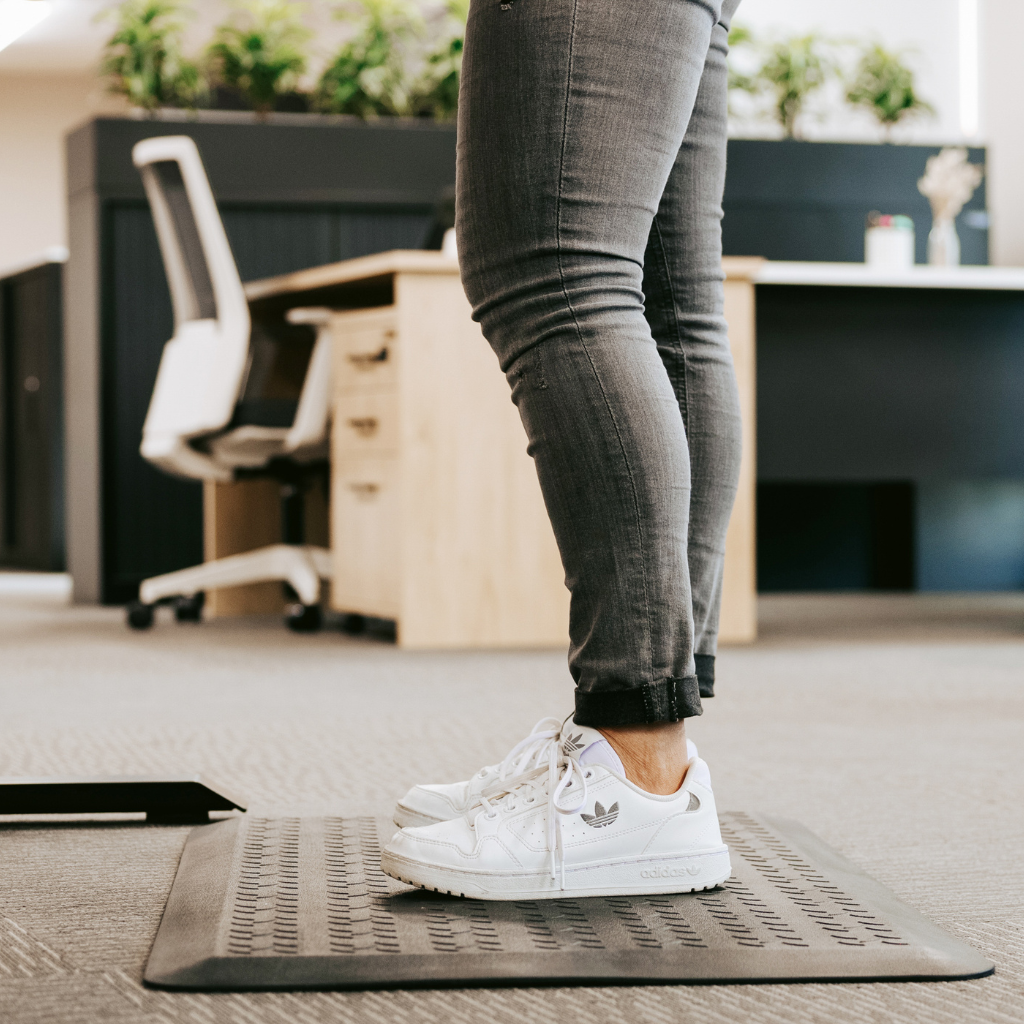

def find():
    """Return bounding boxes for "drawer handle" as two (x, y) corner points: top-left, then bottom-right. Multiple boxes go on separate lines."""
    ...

(347, 482), (380, 497)
(348, 346), (389, 367)
(347, 416), (379, 437)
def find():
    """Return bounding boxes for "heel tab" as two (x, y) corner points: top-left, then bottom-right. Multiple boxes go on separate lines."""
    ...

(683, 757), (712, 793)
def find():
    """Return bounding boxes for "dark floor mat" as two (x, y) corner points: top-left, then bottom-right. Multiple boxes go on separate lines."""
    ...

(144, 812), (993, 990)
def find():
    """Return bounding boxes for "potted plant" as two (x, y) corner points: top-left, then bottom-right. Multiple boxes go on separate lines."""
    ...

(845, 44), (934, 140)
(408, 0), (468, 121)
(728, 29), (835, 139)
(314, 0), (423, 117)
(100, 0), (205, 113)
(206, 0), (312, 118)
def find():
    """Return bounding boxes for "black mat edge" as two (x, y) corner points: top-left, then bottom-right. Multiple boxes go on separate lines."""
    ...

(760, 816), (994, 980)
(145, 816), (241, 981)
(143, 813), (995, 991)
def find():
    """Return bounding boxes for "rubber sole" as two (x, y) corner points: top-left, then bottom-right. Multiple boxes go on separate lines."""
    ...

(380, 846), (732, 901)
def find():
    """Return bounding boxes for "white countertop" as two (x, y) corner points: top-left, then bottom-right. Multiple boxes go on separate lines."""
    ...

(753, 261), (1024, 291)
(0, 246), (68, 282)
(248, 253), (1024, 300)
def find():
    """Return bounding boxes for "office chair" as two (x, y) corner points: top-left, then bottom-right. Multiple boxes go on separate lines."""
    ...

(127, 135), (332, 632)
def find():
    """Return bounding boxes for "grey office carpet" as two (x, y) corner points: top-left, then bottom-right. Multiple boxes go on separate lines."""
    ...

(1, 593), (1023, 1024)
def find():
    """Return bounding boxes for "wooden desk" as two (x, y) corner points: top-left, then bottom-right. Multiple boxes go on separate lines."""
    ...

(207, 251), (759, 646)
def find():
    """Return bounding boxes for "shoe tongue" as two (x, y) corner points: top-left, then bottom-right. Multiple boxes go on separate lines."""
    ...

(564, 724), (625, 777)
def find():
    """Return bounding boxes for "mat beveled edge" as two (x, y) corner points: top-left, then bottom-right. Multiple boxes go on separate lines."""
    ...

(142, 945), (994, 991)
(754, 815), (994, 978)
(144, 817), (241, 985)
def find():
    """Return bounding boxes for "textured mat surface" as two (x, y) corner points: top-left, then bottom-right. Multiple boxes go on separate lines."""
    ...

(145, 813), (992, 989)
(2, 596), (1022, 1023)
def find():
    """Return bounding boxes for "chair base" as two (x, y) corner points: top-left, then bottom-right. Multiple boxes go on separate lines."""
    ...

(135, 544), (331, 614)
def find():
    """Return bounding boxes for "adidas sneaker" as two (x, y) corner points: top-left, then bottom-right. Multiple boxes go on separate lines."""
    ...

(381, 721), (730, 900)
(393, 717), (697, 829)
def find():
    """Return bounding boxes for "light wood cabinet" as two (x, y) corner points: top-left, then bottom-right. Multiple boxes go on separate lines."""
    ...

(328, 261), (569, 648)
(718, 258), (761, 644)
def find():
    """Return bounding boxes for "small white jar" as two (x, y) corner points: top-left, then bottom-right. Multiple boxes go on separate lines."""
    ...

(864, 213), (915, 270)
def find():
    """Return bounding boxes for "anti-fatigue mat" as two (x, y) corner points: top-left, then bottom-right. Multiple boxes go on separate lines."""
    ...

(144, 813), (993, 990)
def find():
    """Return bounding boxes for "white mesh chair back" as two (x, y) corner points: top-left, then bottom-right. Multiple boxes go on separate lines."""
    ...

(132, 136), (252, 480)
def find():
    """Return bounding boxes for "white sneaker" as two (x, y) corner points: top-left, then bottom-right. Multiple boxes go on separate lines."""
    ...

(381, 721), (730, 900)
(393, 717), (698, 829)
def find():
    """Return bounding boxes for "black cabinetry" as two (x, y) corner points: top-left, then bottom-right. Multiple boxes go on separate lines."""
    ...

(722, 140), (988, 266)
(0, 257), (64, 572)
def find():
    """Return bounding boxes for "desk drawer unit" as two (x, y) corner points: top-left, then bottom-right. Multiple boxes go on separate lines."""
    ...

(333, 391), (399, 456)
(328, 275), (573, 648)
(330, 457), (400, 619)
(334, 310), (398, 393)
(330, 307), (402, 620)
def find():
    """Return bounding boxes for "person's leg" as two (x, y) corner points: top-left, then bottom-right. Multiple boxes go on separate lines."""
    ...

(383, 0), (742, 895)
(602, 3), (742, 793)
(641, 0), (743, 707)
(457, 0), (729, 788)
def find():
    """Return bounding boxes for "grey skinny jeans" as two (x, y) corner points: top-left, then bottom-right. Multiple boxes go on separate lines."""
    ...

(457, 0), (743, 727)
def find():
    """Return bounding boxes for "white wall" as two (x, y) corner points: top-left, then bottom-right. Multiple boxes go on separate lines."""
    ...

(982, 0), (1024, 265)
(0, 74), (125, 274)
(730, 0), (963, 143)
(734, 0), (1024, 267)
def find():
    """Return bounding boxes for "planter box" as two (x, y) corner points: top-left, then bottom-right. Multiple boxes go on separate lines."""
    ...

(64, 114), (457, 603)
(722, 140), (988, 266)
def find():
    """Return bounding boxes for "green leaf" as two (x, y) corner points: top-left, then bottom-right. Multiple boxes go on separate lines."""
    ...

(207, 0), (312, 115)
(99, 0), (207, 111)
(845, 43), (934, 134)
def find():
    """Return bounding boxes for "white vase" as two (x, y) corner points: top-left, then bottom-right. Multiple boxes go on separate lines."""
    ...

(927, 218), (960, 266)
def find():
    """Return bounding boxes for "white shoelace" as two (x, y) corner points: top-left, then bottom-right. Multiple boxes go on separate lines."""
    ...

(467, 717), (589, 888)
(472, 716), (561, 785)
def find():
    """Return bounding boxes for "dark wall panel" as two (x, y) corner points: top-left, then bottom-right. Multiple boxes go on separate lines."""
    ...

(756, 285), (1024, 482)
(334, 209), (432, 261)
(219, 205), (432, 282)
(221, 207), (337, 283)
(71, 117), (458, 207)
(104, 205), (201, 598)
(757, 482), (914, 592)
(723, 140), (988, 265)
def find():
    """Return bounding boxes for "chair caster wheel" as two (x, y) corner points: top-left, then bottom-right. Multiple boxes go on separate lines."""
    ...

(340, 613), (366, 635)
(174, 592), (205, 622)
(286, 603), (322, 632)
(127, 601), (155, 630)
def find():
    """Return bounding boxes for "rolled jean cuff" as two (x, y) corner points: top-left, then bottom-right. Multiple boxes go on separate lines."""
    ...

(573, 676), (702, 727)
(695, 654), (715, 698)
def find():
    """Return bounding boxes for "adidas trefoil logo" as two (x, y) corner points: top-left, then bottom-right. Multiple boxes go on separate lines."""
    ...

(561, 732), (585, 754)
(581, 801), (619, 828)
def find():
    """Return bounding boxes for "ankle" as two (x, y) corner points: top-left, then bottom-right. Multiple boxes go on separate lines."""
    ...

(598, 721), (689, 795)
